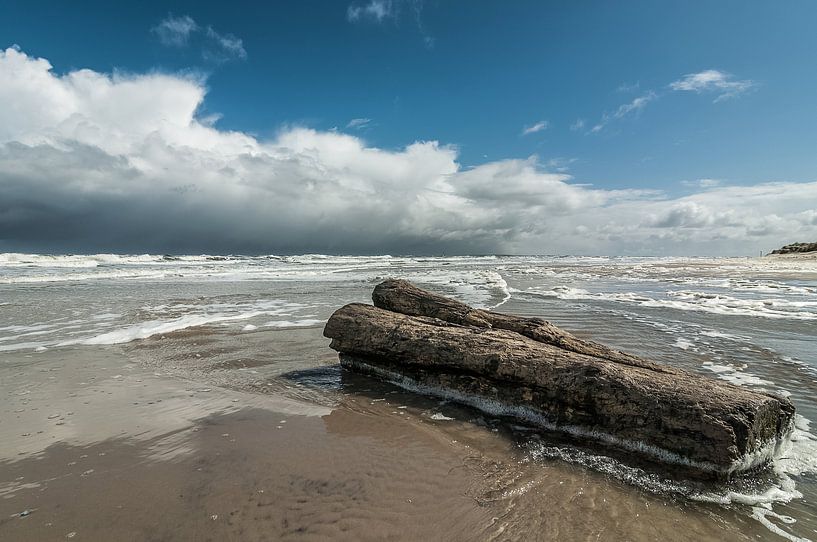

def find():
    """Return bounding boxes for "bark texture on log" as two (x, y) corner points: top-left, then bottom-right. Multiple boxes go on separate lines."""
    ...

(373, 279), (671, 373)
(324, 281), (795, 476)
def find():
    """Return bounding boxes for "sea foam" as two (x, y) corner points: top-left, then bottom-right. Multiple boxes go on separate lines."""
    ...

(527, 286), (817, 320)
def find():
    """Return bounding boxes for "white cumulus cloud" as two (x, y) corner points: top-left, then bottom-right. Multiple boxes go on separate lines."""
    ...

(0, 46), (814, 256)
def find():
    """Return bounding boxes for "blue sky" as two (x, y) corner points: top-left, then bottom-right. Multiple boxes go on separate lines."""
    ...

(0, 1), (816, 254)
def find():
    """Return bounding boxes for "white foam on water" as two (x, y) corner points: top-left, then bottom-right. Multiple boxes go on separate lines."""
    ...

(780, 356), (817, 380)
(730, 280), (817, 296)
(0, 326), (61, 343)
(2, 253), (816, 287)
(263, 319), (324, 328)
(673, 338), (694, 350)
(0, 295), (323, 352)
(489, 273), (512, 309)
(527, 286), (817, 320)
(54, 299), (309, 346)
(701, 362), (774, 387)
(0, 323), (58, 334)
(599, 273), (817, 298)
(671, 290), (817, 315)
(0, 268), (171, 284)
(411, 269), (511, 309)
(142, 299), (304, 315)
(699, 329), (750, 341)
(92, 313), (122, 320)
(751, 507), (810, 542)
(0, 253), (244, 268)
(430, 413), (455, 421)
(0, 340), (49, 353)
(0, 255), (516, 308)
(241, 324), (258, 332)
(528, 443), (693, 497)
(0, 253), (103, 268)
(0, 253), (271, 284)
(60, 313), (260, 345)
(778, 415), (817, 477)
(0, 328), (61, 343)
(281, 254), (395, 266)
(690, 415), (817, 541)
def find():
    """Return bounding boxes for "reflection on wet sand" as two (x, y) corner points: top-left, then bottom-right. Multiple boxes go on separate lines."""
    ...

(2, 407), (492, 540)
(1, 348), (491, 541)
(1, 345), (765, 542)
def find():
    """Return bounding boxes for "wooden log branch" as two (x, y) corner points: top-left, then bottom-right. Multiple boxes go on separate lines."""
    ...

(324, 281), (795, 477)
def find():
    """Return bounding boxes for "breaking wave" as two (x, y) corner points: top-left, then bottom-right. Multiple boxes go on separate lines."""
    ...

(527, 286), (817, 320)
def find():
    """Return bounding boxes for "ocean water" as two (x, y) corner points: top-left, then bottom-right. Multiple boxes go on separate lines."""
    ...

(2, 253), (816, 540)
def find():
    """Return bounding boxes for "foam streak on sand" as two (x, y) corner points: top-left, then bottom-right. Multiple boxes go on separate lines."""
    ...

(61, 313), (258, 345)
(0, 298), (319, 352)
(264, 319), (324, 328)
(59, 300), (309, 345)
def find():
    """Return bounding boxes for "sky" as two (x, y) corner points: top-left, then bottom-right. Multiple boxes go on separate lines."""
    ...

(1, 0), (816, 256)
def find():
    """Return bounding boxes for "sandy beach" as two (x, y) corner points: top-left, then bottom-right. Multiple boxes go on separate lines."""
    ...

(2, 255), (816, 541)
(0, 338), (804, 541)
(1, 346), (498, 541)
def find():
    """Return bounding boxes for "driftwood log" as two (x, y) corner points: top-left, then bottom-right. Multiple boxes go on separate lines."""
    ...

(324, 279), (795, 477)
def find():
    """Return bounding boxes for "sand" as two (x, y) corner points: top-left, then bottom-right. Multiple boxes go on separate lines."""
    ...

(1, 348), (495, 540)
(765, 252), (817, 261)
(0, 342), (780, 541)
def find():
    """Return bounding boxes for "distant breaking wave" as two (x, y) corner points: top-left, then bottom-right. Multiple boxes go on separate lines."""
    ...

(524, 286), (817, 320)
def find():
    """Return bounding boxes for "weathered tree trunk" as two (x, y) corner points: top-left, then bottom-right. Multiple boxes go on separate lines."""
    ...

(324, 281), (795, 477)
(372, 279), (672, 373)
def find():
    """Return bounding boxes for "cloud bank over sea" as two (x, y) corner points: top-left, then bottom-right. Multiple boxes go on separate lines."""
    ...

(1, 46), (815, 255)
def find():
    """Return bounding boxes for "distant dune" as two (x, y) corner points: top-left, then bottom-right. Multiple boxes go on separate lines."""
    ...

(767, 241), (817, 258)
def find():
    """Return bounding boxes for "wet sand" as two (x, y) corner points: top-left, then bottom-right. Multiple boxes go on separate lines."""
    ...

(0, 341), (779, 541)
(1, 347), (493, 541)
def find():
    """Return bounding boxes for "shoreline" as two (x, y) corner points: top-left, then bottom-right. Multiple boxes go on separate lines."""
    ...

(764, 252), (817, 260)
